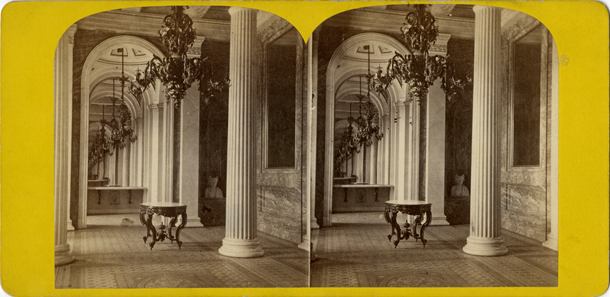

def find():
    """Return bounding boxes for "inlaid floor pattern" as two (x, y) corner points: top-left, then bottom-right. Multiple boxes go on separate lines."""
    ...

(311, 212), (558, 287)
(56, 215), (308, 288)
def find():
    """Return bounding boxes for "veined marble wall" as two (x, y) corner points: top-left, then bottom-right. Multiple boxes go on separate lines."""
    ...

(500, 15), (550, 242)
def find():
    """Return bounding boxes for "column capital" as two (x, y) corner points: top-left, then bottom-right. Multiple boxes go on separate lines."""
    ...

(473, 5), (501, 14)
(394, 100), (407, 107)
(148, 103), (163, 111)
(429, 33), (451, 56)
(228, 6), (254, 15)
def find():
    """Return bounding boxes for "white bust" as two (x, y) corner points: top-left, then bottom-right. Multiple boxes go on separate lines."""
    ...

(450, 174), (470, 197)
(204, 176), (224, 199)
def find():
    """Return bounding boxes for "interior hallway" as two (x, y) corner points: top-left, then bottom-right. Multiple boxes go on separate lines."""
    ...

(55, 215), (308, 288)
(311, 213), (557, 287)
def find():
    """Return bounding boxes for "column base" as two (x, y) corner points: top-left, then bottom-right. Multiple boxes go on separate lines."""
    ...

(184, 217), (202, 228)
(463, 236), (508, 256)
(311, 218), (320, 229)
(219, 237), (264, 258)
(55, 243), (74, 266)
(542, 233), (558, 251)
(298, 236), (310, 251)
(430, 215), (450, 226)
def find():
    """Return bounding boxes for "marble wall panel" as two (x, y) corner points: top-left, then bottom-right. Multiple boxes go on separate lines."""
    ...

(501, 184), (546, 241)
(258, 186), (302, 243)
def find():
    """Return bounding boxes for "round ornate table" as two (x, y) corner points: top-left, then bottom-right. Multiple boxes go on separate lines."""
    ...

(384, 200), (432, 248)
(139, 202), (187, 250)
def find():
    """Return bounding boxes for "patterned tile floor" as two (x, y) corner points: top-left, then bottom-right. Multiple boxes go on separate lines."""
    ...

(311, 212), (558, 287)
(56, 214), (308, 288)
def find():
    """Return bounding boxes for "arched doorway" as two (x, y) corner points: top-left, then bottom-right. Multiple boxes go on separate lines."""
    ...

(77, 36), (164, 229)
(322, 33), (407, 226)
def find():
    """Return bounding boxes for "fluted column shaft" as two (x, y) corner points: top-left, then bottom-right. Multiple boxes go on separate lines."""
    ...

(394, 101), (408, 200)
(463, 5), (507, 256)
(219, 7), (263, 258)
(406, 99), (419, 201)
(147, 103), (164, 202)
(55, 25), (77, 266)
(368, 136), (378, 184)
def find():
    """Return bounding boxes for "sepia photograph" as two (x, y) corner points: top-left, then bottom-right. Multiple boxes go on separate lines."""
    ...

(0, 0), (604, 296)
(54, 5), (309, 288)
(308, 4), (558, 287)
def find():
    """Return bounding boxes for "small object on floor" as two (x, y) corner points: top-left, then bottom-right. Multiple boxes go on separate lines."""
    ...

(120, 218), (134, 226)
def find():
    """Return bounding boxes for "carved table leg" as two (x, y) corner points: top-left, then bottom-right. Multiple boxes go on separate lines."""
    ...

(140, 209), (149, 243)
(384, 207), (393, 242)
(168, 216), (177, 243)
(175, 212), (187, 249)
(412, 214), (422, 242)
(419, 210), (432, 247)
(390, 209), (401, 248)
(146, 211), (157, 250)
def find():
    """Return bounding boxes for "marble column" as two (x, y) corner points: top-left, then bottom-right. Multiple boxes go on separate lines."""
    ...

(368, 137), (378, 184)
(309, 33), (320, 229)
(147, 103), (164, 202)
(426, 81), (449, 225)
(382, 114), (391, 184)
(394, 100), (408, 200)
(162, 98), (174, 202)
(55, 24), (77, 266)
(121, 144), (129, 186)
(219, 7), (263, 258)
(136, 117), (144, 186)
(543, 37), (559, 251)
(406, 98), (420, 201)
(463, 5), (507, 256)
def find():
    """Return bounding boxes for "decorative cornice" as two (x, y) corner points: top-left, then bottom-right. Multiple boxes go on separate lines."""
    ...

(502, 12), (540, 41)
(258, 16), (292, 44)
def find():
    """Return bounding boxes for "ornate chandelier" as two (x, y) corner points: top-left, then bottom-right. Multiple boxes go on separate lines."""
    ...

(88, 118), (112, 179)
(373, 4), (446, 99)
(373, 4), (472, 101)
(355, 45), (383, 183)
(356, 45), (383, 148)
(131, 6), (228, 107)
(106, 48), (137, 150)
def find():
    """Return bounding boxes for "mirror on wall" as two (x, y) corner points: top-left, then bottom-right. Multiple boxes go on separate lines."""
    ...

(265, 28), (298, 169)
(511, 25), (544, 167)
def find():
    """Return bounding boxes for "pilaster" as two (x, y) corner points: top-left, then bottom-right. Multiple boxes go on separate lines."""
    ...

(463, 5), (507, 256)
(309, 32), (320, 229)
(543, 37), (559, 251)
(55, 24), (77, 266)
(219, 7), (264, 258)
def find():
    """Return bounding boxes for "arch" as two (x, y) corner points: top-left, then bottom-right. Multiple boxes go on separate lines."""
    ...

(77, 35), (163, 229)
(323, 32), (409, 226)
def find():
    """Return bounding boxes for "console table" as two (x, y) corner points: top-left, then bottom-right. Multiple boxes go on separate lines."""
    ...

(139, 202), (187, 250)
(88, 186), (146, 205)
(384, 200), (432, 248)
(333, 184), (393, 202)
